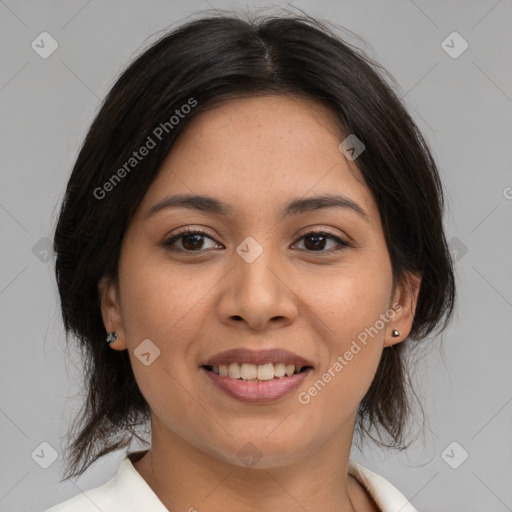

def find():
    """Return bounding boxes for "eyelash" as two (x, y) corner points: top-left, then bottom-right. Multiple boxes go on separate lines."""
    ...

(163, 228), (351, 254)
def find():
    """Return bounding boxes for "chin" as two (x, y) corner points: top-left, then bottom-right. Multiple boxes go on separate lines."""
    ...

(204, 431), (312, 470)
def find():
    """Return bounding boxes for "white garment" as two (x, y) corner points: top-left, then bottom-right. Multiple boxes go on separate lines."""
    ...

(45, 455), (417, 512)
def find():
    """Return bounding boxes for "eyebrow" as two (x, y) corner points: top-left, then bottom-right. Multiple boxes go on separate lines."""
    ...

(144, 193), (369, 221)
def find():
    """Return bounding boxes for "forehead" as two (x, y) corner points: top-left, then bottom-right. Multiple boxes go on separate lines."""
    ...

(170, 94), (344, 166)
(139, 95), (375, 221)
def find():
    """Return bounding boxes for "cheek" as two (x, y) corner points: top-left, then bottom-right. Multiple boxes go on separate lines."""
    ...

(116, 246), (230, 384)
(301, 264), (392, 402)
(118, 250), (212, 342)
(308, 261), (392, 342)
(117, 255), (213, 431)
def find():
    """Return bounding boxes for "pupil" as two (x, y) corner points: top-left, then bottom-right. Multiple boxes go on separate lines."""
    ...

(183, 234), (204, 250)
(305, 235), (326, 250)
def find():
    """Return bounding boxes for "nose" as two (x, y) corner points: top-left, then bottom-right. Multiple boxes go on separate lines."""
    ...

(216, 245), (298, 331)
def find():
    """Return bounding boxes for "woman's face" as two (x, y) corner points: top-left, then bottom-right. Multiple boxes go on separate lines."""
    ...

(101, 95), (418, 467)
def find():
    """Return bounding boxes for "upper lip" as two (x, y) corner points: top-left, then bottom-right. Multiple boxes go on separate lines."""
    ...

(202, 348), (314, 368)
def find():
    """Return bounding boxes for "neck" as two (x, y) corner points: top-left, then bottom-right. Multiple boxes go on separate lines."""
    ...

(132, 417), (362, 512)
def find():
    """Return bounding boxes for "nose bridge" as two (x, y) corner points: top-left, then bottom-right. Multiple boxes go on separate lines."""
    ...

(218, 236), (297, 329)
(234, 238), (282, 302)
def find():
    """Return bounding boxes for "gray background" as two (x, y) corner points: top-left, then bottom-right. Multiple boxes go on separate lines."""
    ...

(1, 0), (511, 511)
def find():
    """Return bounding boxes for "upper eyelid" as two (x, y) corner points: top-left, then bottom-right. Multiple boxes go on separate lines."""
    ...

(166, 227), (222, 243)
(165, 228), (349, 249)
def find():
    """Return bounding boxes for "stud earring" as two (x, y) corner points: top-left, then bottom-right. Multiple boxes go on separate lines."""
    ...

(391, 329), (400, 338)
(106, 331), (118, 344)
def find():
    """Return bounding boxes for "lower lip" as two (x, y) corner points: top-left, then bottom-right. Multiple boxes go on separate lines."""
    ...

(201, 367), (312, 403)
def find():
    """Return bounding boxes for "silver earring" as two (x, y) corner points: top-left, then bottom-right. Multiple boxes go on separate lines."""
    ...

(106, 331), (118, 344)
(391, 329), (400, 338)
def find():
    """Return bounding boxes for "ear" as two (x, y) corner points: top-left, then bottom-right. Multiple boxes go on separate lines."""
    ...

(384, 272), (422, 348)
(98, 275), (127, 351)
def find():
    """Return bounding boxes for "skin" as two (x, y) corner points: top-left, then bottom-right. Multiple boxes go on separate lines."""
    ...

(99, 95), (421, 512)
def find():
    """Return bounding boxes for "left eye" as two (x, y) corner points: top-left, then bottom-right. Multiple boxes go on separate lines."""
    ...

(293, 232), (348, 252)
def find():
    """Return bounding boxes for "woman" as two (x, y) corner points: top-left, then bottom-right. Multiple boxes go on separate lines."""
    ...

(48, 11), (455, 512)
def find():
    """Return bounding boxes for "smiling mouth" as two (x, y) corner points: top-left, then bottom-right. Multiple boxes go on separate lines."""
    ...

(202, 362), (313, 381)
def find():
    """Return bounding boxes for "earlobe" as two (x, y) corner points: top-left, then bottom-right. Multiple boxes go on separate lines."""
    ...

(98, 276), (127, 350)
(384, 272), (422, 347)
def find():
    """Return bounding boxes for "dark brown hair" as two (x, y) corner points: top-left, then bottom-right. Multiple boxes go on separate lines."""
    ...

(53, 10), (455, 478)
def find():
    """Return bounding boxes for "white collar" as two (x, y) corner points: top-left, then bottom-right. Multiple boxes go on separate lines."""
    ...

(48, 453), (418, 512)
(348, 459), (418, 512)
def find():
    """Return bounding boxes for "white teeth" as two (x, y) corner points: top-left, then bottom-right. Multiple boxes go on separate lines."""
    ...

(257, 363), (274, 381)
(228, 362), (240, 379)
(240, 363), (258, 380)
(274, 362), (286, 377)
(210, 362), (305, 380)
(285, 364), (296, 377)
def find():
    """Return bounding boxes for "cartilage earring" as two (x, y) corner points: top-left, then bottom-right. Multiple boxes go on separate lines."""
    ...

(391, 329), (400, 338)
(106, 331), (118, 344)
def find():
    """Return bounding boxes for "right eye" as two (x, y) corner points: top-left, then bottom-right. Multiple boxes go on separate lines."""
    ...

(163, 229), (223, 252)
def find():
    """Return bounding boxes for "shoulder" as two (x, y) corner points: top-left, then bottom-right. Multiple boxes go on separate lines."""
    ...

(348, 459), (418, 512)
(43, 457), (167, 512)
(44, 477), (117, 512)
